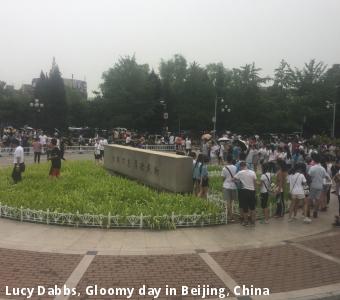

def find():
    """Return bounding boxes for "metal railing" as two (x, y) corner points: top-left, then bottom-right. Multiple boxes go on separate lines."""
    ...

(142, 144), (176, 152)
(0, 144), (177, 157)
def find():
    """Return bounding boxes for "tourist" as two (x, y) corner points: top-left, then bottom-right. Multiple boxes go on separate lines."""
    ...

(246, 145), (256, 170)
(11, 139), (25, 184)
(192, 153), (201, 196)
(234, 161), (257, 226)
(268, 145), (277, 173)
(197, 154), (209, 199)
(94, 139), (102, 165)
(48, 138), (62, 178)
(32, 137), (42, 164)
(60, 137), (66, 160)
(221, 155), (237, 222)
(99, 137), (107, 157)
(39, 132), (47, 154)
(185, 137), (192, 155)
(274, 160), (288, 218)
(308, 154), (331, 219)
(287, 164), (307, 222)
(260, 163), (271, 224)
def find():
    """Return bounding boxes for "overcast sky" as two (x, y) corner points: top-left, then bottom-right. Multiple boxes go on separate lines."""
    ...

(1, 0), (339, 96)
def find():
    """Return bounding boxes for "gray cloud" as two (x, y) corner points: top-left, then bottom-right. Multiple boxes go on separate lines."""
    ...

(1, 0), (339, 96)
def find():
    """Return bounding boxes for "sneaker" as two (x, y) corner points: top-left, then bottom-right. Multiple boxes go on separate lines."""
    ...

(264, 220), (270, 224)
(304, 217), (312, 223)
(288, 218), (294, 222)
(242, 222), (249, 227)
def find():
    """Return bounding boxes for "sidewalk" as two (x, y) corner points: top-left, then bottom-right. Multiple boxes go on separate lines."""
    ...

(0, 196), (340, 300)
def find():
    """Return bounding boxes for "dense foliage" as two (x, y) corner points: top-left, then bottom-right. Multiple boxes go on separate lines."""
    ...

(1, 55), (340, 136)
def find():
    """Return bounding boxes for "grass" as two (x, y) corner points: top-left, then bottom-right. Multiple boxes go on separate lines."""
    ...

(0, 161), (222, 219)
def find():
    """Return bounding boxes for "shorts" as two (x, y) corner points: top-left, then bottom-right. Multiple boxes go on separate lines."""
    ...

(223, 188), (237, 201)
(49, 167), (60, 177)
(201, 177), (209, 187)
(94, 153), (102, 160)
(309, 188), (322, 200)
(291, 194), (305, 200)
(260, 192), (269, 209)
(239, 189), (256, 212)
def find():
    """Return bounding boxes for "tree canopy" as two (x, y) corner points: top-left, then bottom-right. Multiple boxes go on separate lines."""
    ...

(1, 56), (340, 137)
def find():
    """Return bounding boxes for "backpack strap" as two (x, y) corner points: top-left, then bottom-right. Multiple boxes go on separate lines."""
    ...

(225, 166), (234, 178)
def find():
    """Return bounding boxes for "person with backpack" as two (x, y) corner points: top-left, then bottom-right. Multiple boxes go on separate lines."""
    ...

(197, 154), (209, 199)
(260, 163), (271, 224)
(287, 164), (307, 222)
(221, 155), (237, 222)
(192, 152), (201, 196)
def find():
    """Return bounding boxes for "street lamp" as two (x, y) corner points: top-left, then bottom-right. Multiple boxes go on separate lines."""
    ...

(30, 98), (44, 112)
(326, 100), (336, 138)
(29, 99), (44, 128)
(160, 99), (168, 133)
(213, 97), (231, 140)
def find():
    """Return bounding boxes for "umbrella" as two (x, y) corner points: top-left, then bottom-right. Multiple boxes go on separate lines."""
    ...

(201, 134), (212, 140)
(234, 139), (248, 151)
(218, 137), (231, 142)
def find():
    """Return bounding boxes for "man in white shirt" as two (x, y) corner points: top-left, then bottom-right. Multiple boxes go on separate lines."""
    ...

(185, 138), (192, 155)
(221, 155), (237, 222)
(308, 154), (331, 219)
(12, 139), (25, 183)
(234, 161), (257, 226)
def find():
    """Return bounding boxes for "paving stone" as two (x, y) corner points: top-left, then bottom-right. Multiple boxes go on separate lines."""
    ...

(300, 232), (340, 259)
(210, 244), (340, 294)
(72, 254), (228, 299)
(0, 248), (82, 300)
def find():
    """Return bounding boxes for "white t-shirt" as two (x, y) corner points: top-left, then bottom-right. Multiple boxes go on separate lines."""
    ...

(260, 172), (271, 193)
(234, 169), (257, 191)
(13, 146), (24, 164)
(287, 173), (306, 195)
(221, 165), (237, 189)
(268, 151), (277, 162)
(185, 139), (192, 149)
(39, 135), (47, 145)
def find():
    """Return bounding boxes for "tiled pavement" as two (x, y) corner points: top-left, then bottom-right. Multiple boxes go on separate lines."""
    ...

(1, 231), (340, 300)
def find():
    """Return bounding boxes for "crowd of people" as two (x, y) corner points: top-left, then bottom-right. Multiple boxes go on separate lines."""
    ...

(192, 136), (340, 227)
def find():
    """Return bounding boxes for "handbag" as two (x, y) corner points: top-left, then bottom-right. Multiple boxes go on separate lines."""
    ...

(303, 184), (310, 196)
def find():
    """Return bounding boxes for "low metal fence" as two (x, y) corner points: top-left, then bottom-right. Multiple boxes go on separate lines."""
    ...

(0, 201), (227, 229)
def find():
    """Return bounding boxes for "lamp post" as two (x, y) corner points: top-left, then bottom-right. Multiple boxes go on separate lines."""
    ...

(213, 97), (231, 140)
(29, 98), (44, 128)
(326, 100), (336, 139)
(160, 99), (168, 134)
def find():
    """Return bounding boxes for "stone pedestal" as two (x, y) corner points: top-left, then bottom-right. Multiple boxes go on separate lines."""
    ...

(104, 145), (193, 193)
